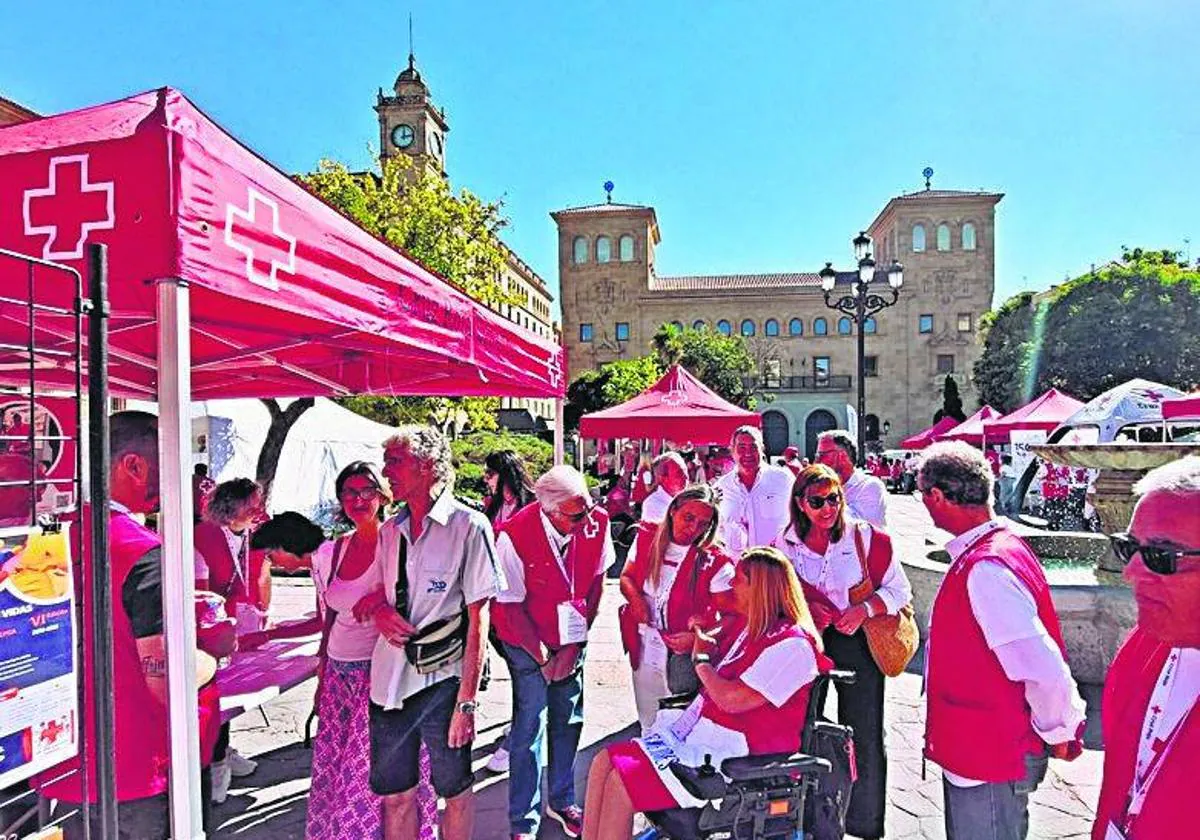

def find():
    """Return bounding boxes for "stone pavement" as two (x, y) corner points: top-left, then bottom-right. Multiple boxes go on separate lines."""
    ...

(212, 494), (1104, 839)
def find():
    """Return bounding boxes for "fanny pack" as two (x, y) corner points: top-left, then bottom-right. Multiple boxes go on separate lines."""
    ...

(396, 535), (468, 675)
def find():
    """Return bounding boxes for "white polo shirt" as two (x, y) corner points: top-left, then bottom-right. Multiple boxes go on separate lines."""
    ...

(843, 470), (888, 528)
(369, 489), (500, 709)
(714, 464), (794, 553)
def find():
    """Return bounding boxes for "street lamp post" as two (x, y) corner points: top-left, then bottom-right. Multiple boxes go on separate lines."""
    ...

(819, 232), (904, 466)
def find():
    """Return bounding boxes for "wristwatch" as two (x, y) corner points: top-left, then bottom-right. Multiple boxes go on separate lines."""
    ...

(693, 652), (711, 665)
(456, 700), (477, 715)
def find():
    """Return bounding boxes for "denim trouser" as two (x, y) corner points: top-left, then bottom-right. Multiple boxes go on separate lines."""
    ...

(500, 641), (585, 835)
(942, 751), (1049, 840)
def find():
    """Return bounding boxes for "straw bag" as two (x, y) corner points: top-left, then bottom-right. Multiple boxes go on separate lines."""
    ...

(848, 525), (918, 678)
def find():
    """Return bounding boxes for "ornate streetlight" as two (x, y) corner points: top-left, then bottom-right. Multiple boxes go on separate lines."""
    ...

(819, 232), (904, 465)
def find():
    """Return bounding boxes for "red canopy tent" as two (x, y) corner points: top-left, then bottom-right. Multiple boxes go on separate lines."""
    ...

(934, 405), (1000, 446)
(1163, 395), (1200, 421)
(982, 388), (1085, 443)
(0, 88), (564, 835)
(579, 364), (760, 445)
(898, 416), (961, 450)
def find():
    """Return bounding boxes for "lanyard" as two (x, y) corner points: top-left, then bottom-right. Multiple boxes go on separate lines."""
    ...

(1124, 648), (1196, 828)
(553, 534), (575, 600)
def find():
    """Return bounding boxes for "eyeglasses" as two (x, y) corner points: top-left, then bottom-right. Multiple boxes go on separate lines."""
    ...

(1109, 532), (1200, 576)
(797, 492), (841, 510)
(340, 487), (381, 501)
(563, 503), (596, 523)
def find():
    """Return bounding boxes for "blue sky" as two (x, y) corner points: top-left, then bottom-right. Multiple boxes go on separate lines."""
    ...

(5, 1), (1197, 315)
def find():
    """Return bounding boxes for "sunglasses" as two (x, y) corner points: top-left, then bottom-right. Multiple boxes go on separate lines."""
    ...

(797, 492), (841, 510)
(1108, 532), (1200, 575)
(564, 503), (596, 523)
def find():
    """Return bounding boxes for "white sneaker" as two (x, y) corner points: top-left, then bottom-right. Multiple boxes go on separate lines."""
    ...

(486, 746), (510, 773)
(211, 760), (232, 804)
(226, 747), (257, 777)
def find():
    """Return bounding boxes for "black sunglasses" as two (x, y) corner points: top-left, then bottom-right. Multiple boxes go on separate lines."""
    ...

(1108, 532), (1200, 576)
(797, 491), (841, 510)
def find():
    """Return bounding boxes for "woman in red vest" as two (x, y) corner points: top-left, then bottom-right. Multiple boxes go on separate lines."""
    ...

(618, 484), (735, 732)
(772, 463), (912, 840)
(583, 547), (828, 840)
(194, 477), (266, 802)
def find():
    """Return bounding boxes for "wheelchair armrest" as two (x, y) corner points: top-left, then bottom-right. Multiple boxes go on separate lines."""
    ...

(657, 692), (698, 710)
(720, 751), (831, 782)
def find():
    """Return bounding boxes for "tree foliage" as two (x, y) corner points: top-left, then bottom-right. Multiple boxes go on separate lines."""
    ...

(451, 429), (553, 501)
(651, 324), (757, 408)
(934, 375), (966, 423)
(974, 249), (1200, 412)
(562, 358), (663, 432)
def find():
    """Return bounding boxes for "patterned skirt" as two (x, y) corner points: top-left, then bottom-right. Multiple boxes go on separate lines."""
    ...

(306, 659), (438, 840)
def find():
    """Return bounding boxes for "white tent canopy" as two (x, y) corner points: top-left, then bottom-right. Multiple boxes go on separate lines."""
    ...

(1056, 379), (1186, 442)
(129, 398), (396, 525)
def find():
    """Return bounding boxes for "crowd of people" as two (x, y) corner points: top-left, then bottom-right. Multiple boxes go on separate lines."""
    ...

(30, 409), (1199, 840)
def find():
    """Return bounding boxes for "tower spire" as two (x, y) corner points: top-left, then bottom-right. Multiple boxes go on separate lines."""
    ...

(408, 13), (415, 70)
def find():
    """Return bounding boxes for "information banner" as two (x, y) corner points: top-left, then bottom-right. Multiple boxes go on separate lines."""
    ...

(0, 526), (77, 789)
(1010, 429), (1048, 485)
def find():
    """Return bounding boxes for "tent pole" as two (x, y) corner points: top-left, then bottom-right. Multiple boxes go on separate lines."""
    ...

(554, 398), (565, 466)
(157, 278), (204, 839)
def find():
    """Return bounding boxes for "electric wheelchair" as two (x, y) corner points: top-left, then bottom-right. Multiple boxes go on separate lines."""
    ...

(638, 669), (857, 840)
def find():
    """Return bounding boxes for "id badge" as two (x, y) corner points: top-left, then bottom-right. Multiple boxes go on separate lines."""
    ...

(558, 599), (588, 644)
(1103, 822), (1126, 840)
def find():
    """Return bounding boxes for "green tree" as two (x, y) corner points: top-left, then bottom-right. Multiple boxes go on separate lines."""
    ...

(562, 358), (663, 432)
(451, 429), (553, 501)
(934, 375), (966, 423)
(254, 156), (515, 502)
(974, 249), (1200, 411)
(651, 324), (757, 408)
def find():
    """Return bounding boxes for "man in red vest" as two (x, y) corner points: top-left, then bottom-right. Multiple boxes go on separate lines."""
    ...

(492, 465), (613, 840)
(1092, 455), (1200, 840)
(917, 441), (1085, 840)
(38, 411), (228, 839)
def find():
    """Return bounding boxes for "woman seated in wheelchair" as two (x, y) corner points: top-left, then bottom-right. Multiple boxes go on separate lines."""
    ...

(583, 546), (830, 840)
(619, 484), (737, 732)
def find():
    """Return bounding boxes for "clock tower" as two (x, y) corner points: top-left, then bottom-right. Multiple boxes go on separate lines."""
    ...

(375, 53), (449, 178)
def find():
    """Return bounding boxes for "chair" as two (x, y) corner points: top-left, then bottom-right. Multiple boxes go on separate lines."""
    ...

(641, 669), (856, 840)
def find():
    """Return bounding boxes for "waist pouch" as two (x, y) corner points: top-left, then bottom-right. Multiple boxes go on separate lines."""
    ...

(405, 609), (468, 675)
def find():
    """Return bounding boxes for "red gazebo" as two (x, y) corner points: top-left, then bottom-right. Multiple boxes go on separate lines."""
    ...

(934, 405), (1000, 446)
(983, 388), (1085, 443)
(579, 364), (759, 445)
(898, 415), (961, 450)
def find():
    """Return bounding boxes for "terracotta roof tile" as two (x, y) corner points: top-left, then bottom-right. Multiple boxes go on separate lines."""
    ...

(650, 273), (823, 291)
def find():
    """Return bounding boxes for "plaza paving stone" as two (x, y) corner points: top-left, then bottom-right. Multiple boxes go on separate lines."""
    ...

(212, 494), (1104, 839)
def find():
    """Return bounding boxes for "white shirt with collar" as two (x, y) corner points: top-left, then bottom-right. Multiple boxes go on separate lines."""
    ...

(714, 464), (794, 553)
(493, 508), (616, 604)
(772, 519), (911, 614)
(369, 488), (500, 710)
(640, 486), (674, 525)
(843, 470), (888, 528)
(936, 518), (1086, 787)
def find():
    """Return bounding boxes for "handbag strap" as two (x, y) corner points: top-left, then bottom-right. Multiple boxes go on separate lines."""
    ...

(852, 524), (872, 588)
(395, 533), (410, 621)
(317, 537), (349, 658)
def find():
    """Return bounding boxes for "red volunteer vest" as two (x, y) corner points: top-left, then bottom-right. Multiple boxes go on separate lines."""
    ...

(38, 509), (221, 803)
(626, 522), (734, 634)
(194, 520), (265, 610)
(701, 620), (825, 755)
(493, 502), (609, 650)
(925, 527), (1069, 782)
(1092, 628), (1199, 840)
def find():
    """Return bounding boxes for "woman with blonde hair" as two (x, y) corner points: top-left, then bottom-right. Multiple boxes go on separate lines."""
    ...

(772, 463), (912, 840)
(619, 484), (735, 731)
(584, 547), (828, 840)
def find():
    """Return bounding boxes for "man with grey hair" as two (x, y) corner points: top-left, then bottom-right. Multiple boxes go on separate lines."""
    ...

(917, 441), (1085, 840)
(1093, 455), (1200, 838)
(816, 428), (888, 527)
(366, 426), (499, 840)
(492, 465), (614, 839)
(640, 451), (689, 525)
(715, 424), (793, 552)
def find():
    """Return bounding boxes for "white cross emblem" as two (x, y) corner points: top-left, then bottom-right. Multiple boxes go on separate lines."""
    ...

(546, 351), (565, 389)
(224, 188), (297, 291)
(661, 388), (688, 406)
(22, 154), (116, 260)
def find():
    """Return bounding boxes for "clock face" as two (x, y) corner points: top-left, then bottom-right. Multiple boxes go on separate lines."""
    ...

(391, 124), (415, 149)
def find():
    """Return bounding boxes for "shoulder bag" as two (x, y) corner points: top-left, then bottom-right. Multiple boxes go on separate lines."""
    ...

(395, 534), (468, 675)
(848, 525), (918, 677)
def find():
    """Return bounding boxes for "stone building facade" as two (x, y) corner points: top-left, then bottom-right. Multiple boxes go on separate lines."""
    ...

(0, 94), (38, 127)
(552, 189), (1002, 456)
(375, 57), (558, 426)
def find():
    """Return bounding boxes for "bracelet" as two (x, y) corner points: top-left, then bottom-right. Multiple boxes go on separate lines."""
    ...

(693, 653), (711, 665)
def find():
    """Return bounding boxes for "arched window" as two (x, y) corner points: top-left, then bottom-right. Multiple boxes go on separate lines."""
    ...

(937, 224), (951, 252)
(572, 236), (588, 264)
(619, 234), (635, 262)
(864, 317), (877, 334)
(962, 222), (977, 251)
(596, 236), (612, 263)
(788, 318), (803, 336)
(764, 318), (780, 337)
(814, 317), (828, 336)
(837, 317), (852, 335)
(740, 319), (756, 337)
(671, 320), (684, 332)
(716, 319), (732, 336)
(692, 319), (706, 330)
(912, 224), (926, 252)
